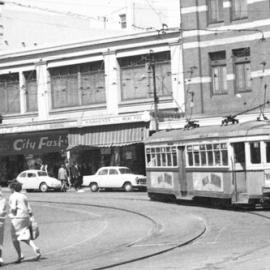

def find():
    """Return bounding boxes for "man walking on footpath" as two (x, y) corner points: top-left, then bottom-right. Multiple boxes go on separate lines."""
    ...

(58, 164), (68, 191)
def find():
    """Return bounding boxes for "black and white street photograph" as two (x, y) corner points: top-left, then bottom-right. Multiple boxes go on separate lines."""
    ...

(1, 0), (270, 269)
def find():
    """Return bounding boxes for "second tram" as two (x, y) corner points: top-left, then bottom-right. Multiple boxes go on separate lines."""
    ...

(144, 120), (270, 206)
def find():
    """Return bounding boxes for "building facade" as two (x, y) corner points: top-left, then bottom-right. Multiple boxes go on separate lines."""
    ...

(180, 0), (270, 126)
(0, 30), (184, 184)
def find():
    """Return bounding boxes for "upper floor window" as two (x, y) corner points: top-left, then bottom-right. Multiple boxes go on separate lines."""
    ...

(24, 71), (37, 112)
(231, 0), (248, 20)
(208, 0), (224, 24)
(119, 51), (172, 101)
(50, 61), (105, 109)
(209, 51), (227, 95)
(119, 14), (127, 29)
(233, 48), (251, 93)
(0, 73), (20, 114)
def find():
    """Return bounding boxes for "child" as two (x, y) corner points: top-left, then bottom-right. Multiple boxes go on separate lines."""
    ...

(0, 188), (7, 265)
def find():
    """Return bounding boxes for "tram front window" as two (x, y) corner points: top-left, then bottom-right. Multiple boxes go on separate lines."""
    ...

(233, 142), (245, 165)
(250, 142), (261, 164)
(266, 142), (270, 163)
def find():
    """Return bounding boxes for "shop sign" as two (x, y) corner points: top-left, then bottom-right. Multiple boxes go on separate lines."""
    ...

(0, 121), (76, 134)
(80, 112), (151, 127)
(0, 134), (68, 155)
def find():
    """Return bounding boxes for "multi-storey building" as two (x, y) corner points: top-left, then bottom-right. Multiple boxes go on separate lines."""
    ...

(0, 30), (184, 183)
(180, 0), (270, 126)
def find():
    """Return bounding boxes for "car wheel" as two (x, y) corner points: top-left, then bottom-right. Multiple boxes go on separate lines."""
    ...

(124, 182), (132, 192)
(90, 183), (99, 192)
(39, 182), (48, 192)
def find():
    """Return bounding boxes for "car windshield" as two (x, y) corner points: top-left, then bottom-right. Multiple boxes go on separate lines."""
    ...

(38, 171), (48, 177)
(119, 168), (131, 174)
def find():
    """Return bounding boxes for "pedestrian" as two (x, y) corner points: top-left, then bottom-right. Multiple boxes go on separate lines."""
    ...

(0, 187), (7, 266)
(71, 163), (81, 191)
(40, 162), (48, 173)
(9, 181), (41, 263)
(58, 164), (68, 191)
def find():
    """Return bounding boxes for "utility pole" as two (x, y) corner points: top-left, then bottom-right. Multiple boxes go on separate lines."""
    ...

(148, 50), (159, 131)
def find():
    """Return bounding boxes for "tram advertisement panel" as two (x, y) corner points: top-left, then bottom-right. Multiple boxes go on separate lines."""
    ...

(193, 172), (224, 192)
(150, 171), (174, 189)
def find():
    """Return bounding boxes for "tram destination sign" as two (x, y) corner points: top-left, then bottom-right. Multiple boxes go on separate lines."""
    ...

(0, 134), (68, 155)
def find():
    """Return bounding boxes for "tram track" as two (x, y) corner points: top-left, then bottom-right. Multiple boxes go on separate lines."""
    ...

(31, 199), (206, 270)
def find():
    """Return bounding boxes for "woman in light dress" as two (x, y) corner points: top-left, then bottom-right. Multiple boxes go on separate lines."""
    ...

(9, 181), (41, 263)
(0, 188), (7, 266)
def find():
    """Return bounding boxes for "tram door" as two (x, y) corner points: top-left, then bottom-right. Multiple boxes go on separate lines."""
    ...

(231, 142), (248, 203)
(178, 146), (188, 196)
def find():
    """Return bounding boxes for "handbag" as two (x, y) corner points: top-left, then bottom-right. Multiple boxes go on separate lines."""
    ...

(29, 216), (40, 240)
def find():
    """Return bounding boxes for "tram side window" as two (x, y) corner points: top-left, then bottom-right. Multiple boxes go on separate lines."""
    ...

(146, 146), (178, 167)
(250, 142), (261, 164)
(187, 143), (228, 167)
(266, 142), (270, 163)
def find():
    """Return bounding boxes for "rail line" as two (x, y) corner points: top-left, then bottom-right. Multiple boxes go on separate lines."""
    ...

(31, 199), (206, 270)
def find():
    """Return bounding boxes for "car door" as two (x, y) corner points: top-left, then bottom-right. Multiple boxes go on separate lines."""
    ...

(108, 168), (120, 188)
(27, 172), (39, 189)
(96, 168), (108, 188)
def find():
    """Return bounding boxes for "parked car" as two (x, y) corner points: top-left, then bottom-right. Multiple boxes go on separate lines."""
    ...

(16, 170), (62, 192)
(82, 166), (147, 192)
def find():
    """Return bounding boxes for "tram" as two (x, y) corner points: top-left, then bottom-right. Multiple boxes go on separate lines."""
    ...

(144, 120), (270, 206)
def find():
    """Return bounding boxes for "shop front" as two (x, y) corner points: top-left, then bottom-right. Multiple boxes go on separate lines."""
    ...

(0, 132), (68, 185)
(68, 121), (150, 176)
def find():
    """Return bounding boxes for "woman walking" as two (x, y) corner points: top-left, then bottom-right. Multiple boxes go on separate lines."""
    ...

(9, 181), (41, 263)
(0, 188), (7, 266)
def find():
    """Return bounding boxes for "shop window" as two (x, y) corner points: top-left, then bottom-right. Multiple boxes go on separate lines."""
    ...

(208, 0), (224, 24)
(146, 146), (177, 168)
(209, 51), (227, 95)
(233, 48), (251, 93)
(0, 73), (20, 114)
(250, 142), (261, 164)
(231, 0), (248, 20)
(119, 52), (172, 101)
(187, 143), (228, 167)
(50, 61), (105, 109)
(24, 71), (38, 112)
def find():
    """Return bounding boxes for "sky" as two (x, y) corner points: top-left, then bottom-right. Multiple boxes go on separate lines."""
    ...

(2, 0), (158, 18)
(0, 0), (180, 49)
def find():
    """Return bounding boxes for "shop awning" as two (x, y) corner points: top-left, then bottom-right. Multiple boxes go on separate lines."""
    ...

(68, 122), (149, 149)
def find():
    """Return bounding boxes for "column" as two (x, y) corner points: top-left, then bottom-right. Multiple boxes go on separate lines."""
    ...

(170, 42), (185, 113)
(35, 59), (49, 120)
(103, 50), (119, 115)
(19, 71), (27, 114)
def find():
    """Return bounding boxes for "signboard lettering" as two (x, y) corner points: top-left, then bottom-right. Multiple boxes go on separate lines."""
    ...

(0, 134), (68, 156)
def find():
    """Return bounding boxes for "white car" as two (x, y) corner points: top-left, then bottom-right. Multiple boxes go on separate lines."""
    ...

(82, 166), (147, 192)
(16, 170), (62, 192)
